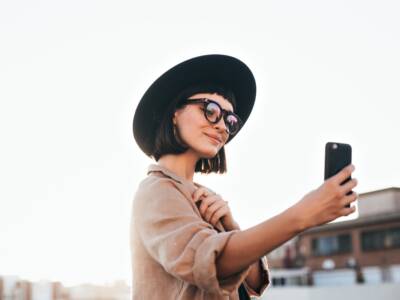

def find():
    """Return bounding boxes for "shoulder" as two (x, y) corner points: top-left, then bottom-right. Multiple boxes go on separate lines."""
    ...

(135, 174), (178, 197)
(133, 174), (189, 211)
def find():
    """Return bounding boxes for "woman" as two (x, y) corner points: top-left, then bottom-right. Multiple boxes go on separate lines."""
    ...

(130, 54), (358, 300)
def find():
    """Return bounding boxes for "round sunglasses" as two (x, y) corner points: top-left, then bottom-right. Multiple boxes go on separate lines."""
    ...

(178, 98), (242, 135)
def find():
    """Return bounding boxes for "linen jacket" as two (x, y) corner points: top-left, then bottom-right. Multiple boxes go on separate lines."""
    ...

(130, 164), (271, 299)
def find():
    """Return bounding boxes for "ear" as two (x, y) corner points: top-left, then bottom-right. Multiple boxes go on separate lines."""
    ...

(173, 111), (179, 125)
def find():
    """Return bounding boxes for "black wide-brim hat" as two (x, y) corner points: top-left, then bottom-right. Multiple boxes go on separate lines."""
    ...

(133, 54), (256, 157)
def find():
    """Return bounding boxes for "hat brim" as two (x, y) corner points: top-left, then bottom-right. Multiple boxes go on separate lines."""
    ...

(133, 54), (256, 157)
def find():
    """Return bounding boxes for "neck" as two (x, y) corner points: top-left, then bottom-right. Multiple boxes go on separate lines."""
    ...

(157, 151), (199, 182)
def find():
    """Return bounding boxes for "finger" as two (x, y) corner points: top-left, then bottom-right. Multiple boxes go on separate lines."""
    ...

(332, 164), (355, 185)
(199, 195), (220, 217)
(339, 178), (358, 196)
(192, 187), (205, 202)
(204, 200), (226, 222)
(340, 191), (358, 207)
(192, 187), (209, 203)
(339, 204), (357, 217)
(210, 206), (228, 226)
(199, 196), (218, 215)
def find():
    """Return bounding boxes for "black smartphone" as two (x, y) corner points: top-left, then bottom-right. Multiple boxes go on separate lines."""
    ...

(324, 142), (352, 208)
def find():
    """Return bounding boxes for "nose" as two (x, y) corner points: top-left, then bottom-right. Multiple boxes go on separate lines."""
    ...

(213, 116), (229, 135)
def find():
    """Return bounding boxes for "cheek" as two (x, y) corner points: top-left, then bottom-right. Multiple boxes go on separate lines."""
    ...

(178, 111), (208, 139)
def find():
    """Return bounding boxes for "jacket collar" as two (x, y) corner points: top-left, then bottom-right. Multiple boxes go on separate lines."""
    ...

(147, 164), (201, 188)
(147, 163), (224, 232)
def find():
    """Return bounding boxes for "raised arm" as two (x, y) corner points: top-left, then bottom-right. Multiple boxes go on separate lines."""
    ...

(216, 164), (358, 279)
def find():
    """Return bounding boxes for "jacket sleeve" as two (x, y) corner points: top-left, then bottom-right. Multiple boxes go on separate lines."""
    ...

(242, 255), (271, 299)
(133, 178), (251, 296)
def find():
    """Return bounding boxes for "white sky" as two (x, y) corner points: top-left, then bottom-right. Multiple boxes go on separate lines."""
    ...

(0, 0), (399, 287)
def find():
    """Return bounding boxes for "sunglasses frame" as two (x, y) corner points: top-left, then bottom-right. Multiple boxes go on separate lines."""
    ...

(178, 98), (242, 135)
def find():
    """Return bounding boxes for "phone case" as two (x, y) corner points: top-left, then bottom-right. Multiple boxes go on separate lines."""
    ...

(324, 142), (352, 208)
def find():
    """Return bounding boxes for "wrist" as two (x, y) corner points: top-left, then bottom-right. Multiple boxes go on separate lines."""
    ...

(284, 206), (309, 234)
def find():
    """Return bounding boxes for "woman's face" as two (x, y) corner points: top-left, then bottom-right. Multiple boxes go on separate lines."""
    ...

(173, 93), (233, 159)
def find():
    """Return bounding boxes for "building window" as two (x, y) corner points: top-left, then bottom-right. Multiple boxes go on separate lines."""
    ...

(361, 227), (400, 251)
(272, 277), (286, 286)
(388, 227), (400, 247)
(311, 233), (352, 256)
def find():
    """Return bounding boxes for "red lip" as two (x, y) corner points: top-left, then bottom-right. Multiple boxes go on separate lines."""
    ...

(204, 133), (222, 143)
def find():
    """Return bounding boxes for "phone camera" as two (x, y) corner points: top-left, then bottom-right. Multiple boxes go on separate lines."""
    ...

(332, 143), (338, 150)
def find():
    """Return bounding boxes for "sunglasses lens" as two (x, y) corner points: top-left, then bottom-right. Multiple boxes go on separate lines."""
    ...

(205, 102), (221, 122)
(203, 100), (240, 135)
(225, 114), (239, 134)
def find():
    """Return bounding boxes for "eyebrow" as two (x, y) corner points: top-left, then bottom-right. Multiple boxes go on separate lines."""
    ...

(211, 100), (234, 113)
(221, 105), (234, 113)
(188, 97), (234, 113)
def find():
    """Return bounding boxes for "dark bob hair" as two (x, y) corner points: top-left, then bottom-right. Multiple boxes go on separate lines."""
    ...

(151, 83), (237, 174)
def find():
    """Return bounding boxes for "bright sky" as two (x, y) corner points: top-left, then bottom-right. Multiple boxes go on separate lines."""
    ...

(1, 0), (399, 287)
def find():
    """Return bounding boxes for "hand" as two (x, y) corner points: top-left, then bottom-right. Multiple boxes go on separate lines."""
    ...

(291, 164), (358, 231)
(192, 187), (240, 231)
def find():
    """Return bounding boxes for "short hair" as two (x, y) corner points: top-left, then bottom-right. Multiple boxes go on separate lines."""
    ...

(152, 83), (237, 174)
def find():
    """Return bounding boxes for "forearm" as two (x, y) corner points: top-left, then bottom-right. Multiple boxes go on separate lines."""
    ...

(216, 207), (306, 279)
(224, 220), (263, 290)
(244, 260), (263, 293)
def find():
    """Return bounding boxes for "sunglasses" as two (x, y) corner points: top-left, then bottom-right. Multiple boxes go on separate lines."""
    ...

(178, 98), (242, 135)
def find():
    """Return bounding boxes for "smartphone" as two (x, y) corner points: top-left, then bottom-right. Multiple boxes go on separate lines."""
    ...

(324, 142), (352, 208)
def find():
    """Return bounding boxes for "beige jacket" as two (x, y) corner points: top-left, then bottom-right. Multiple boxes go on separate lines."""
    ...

(130, 164), (271, 299)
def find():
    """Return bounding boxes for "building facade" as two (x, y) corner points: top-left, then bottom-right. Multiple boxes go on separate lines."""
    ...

(267, 187), (400, 286)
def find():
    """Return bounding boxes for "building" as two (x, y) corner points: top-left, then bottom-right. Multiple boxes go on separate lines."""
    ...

(267, 187), (400, 286)
(0, 275), (131, 300)
(67, 280), (130, 300)
(0, 276), (68, 300)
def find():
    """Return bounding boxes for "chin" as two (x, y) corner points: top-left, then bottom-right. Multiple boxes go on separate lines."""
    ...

(197, 147), (220, 159)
